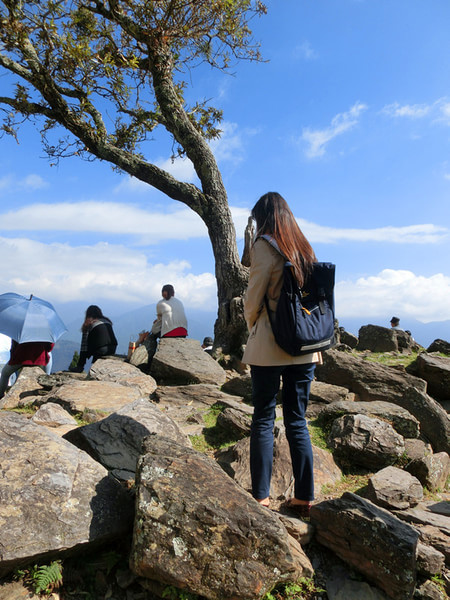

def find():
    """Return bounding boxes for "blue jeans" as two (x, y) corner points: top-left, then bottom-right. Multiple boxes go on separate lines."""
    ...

(250, 363), (315, 501)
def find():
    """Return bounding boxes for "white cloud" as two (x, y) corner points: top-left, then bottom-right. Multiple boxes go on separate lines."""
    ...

(293, 41), (318, 61)
(336, 269), (450, 322)
(382, 102), (432, 119)
(301, 102), (368, 158)
(155, 156), (197, 181)
(210, 122), (246, 164)
(0, 236), (217, 309)
(0, 173), (48, 194)
(0, 201), (447, 245)
(1, 235), (448, 326)
(0, 202), (208, 242)
(382, 98), (450, 125)
(298, 219), (448, 244)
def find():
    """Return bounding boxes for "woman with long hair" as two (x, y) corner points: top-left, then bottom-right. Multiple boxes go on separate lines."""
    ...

(242, 192), (321, 517)
(73, 305), (118, 372)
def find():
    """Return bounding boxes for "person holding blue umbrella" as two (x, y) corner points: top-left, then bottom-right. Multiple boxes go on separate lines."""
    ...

(0, 293), (67, 399)
(0, 339), (54, 399)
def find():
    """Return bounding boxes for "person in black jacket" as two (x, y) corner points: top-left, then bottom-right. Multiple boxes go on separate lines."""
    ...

(73, 305), (117, 372)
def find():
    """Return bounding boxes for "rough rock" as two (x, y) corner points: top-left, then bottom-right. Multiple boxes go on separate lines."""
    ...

(88, 357), (157, 397)
(128, 339), (153, 371)
(418, 525), (450, 564)
(31, 401), (78, 427)
(407, 353), (450, 404)
(44, 379), (142, 415)
(357, 324), (399, 353)
(405, 453), (450, 493)
(37, 371), (86, 389)
(216, 425), (342, 501)
(151, 338), (227, 385)
(414, 579), (447, 600)
(216, 406), (251, 439)
(416, 542), (445, 577)
(221, 373), (252, 399)
(318, 399), (420, 438)
(130, 435), (312, 600)
(311, 492), (419, 600)
(427, 339), (450, 355)
(396, 504), (450, 532)
(328, 413), (405, 470)
(315, 350), (450, 453)
(0, 411), (134, 576)
(307, 381), (356, 418)
(338, 328), (358, 349)
(0, 581), (42, 600)
(366, 466), (423, 509)
(394, 505), (450, 562)
(405, 438), (433, 461)
(153, 383), (251, 436)
(277, 514), (314, 547)
(63, 398), (190, 481)
(0, 366), (47, 409)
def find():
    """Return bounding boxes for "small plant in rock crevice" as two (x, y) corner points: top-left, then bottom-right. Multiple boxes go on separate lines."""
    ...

(264, 577), (326, 600)
(14, 560), (63, 595)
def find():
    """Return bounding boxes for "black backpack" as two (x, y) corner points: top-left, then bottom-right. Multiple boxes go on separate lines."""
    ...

(260, 235), (336, 356)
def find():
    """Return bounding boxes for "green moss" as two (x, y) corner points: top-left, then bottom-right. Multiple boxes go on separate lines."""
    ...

(9, 404), (37, 415)
(189, 403), (243, 453)
(321, 473), (372, 497)
(356, 350), (420, 368)
(308, 420), (330, 451)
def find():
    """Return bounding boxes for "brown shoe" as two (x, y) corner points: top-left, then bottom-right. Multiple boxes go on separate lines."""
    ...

(281, 499), (312, 519)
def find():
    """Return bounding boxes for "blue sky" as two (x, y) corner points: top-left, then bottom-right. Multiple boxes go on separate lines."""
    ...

(1, 0), (450, 356)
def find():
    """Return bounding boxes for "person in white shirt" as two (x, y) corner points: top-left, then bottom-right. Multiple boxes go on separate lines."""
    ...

(134, 286), (188, 369)
(151, 284), (188, 338)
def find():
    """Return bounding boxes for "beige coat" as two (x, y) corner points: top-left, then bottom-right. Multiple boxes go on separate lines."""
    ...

(242, 238), (321, 367)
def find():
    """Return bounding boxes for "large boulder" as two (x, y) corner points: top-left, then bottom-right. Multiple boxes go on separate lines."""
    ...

(307, 381), (356, 418)
(317, 399), (420, 439)
(366, 466), (423, 510)
(0, 366), (47, 409)
(153, 383), (248, 436)
(394, 503), (450, 564)
(357, 324), (398, 353)
(130, 435), (312, 600)
(406, 353), (450, 404)
(0, 411), (134, 576)
(316, 350), (450, 453)
(427, 339), (450, 355)
(44, 379), (143, 415)
(63, 398), (190, 481)
(405, 452), (450, 493)
(88, 357), (157, 397)
(311, 492), (419, 600)
(328, 413), (405, 470)
(151, 338), (227, 385)
(31, 402), (78, 428)
(338, 328), (358, 349)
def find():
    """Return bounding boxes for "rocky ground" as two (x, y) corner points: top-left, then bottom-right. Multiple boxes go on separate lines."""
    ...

(0, 330), (449, 600)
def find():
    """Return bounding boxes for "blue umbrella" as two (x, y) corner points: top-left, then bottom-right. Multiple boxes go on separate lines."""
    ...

(0, 293), (67, 344)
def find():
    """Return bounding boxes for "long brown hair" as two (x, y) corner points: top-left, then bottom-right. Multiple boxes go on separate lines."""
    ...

(251, 192), (316, 286)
